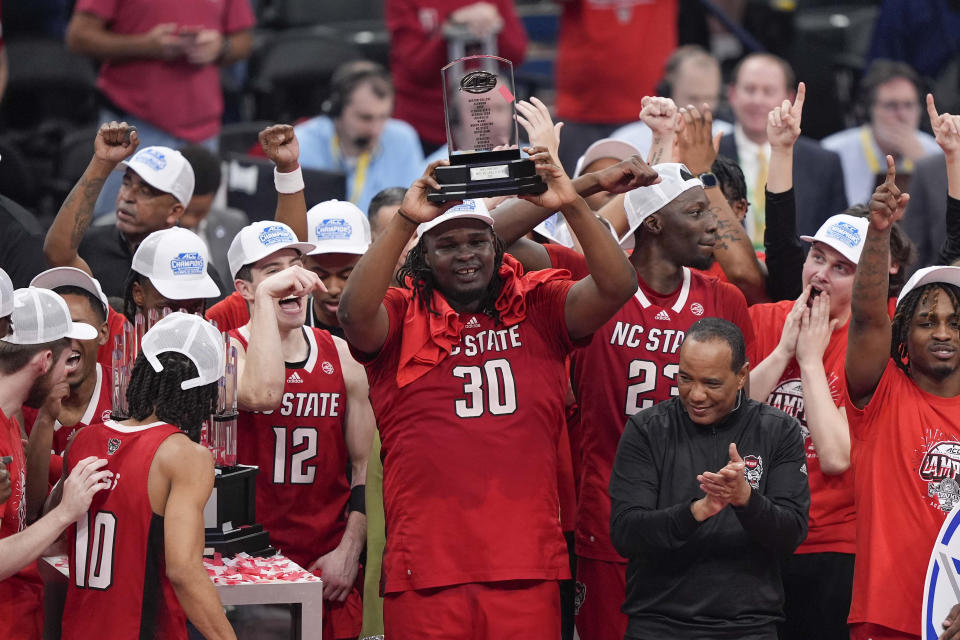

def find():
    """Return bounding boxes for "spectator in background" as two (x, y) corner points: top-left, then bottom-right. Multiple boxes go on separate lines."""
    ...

(554, 0), (676, 174)
(178, 145), (248, 286)
(65, 0), (255, 215)
(720, 54), (847, 243)
(368, 187), (407, 242)
(612, 46), (732, 158)
(296, 61), (424, 216)
(823, 60), (940, 208)
(387, 0), (527, 154)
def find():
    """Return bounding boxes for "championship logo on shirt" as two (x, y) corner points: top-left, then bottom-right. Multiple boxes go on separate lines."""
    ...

(258, 225), (295, 246)
(768, 378), (808, 438)
(919, 439), (960, 512)
(315, 218), (353, 241)
(922, 495), (960, 638)
(744, 455), (763, 489)
(107, 437), (121, 455)
(170, 252), (205, 276)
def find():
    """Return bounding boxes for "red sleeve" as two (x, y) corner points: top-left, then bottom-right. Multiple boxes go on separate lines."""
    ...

(348, 286), (409, 366)
(544, 244), (589, 280)
(223, 0), (255, 34)
(844, 359), (898, 443)
(387, 0), (450, 85)
(747, 303), (784, 364)
(205, 292), (250, 332)
(74, 0), (119, 21)
(526, 279), (578, 355)
(717, 280), (756, 365)
(494, 0), (528, 66)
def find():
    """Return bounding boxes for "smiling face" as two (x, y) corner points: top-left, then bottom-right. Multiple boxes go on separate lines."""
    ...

(24, 345), (71, 410)
(236, 248), (305, 331)
(59, 293), (108, 389)
(677, 337), (748, 425)
(132, 277), (205, 316)
(651, 187), (717, 270)
(801, 242), (856, 323)
(304, 252), (361, 327)
(906, 286), (960, 383)
(422, 219), (497, 312)
(728, 56), (791, 143)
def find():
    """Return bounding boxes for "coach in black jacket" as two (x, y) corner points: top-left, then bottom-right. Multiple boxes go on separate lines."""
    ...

(610, 318), (809, 640)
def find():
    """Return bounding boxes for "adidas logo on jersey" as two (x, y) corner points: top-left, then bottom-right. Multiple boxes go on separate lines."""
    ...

(655, 310), (671, 321)
(464, 316), (481, 329)
(286, 371), (303, 384)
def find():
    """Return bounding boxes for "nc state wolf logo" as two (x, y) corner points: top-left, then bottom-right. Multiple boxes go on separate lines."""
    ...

(107, 438), (121, 455)
(743, 455), (763, 490)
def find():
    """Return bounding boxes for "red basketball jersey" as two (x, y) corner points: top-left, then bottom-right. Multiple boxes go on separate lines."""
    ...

(23, 363), (114, 483)
(356, 282), (576, 594)
(749, 300), (855, 554)
(63, 420), (187, 640)
(231, 326), (349, 570)
(567, 256), (756, 562)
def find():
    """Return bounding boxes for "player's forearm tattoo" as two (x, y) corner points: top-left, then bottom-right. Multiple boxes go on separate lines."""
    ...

(63, 175), (105, 249)
(852, 230), (892, 314)
(649, 137), (665, 166)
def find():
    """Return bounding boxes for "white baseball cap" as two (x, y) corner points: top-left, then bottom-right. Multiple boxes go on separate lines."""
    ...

(800, 214), (869, 266)
(620, 163), (703, 249)
(417, 199), (495, 237)
(140, 312), (225, 390)
(306, 200), (371, 256)
(897, 266), (960, 307)
(3, 287), (98, 345)
(132, 228), (221, 300)
(573, 138), (640, 179)
(0, 267), (13, 317)
(31, 267), (110, 318)
(534, 212), (576, 248)
(227, 221), (316, 279)
(120, 146), (195, 206)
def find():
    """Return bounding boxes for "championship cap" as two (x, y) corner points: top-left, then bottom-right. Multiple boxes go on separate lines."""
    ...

(132, 228), (221, 300)
(3, 287), (98, 345)
(120, 146), (195, 206)
(306, 200), (372, 256)
(227, 221), (316, 279)
(896, 265), (960, 307)
(31, 267), (110, 317)
(140, 312), (225, 390)
(416, 199), (495, 237)
(0, 267), (13, 317)
(620, 163), (703, 248)
(573, 138), (640, 179)
(800, 214), (869, 266)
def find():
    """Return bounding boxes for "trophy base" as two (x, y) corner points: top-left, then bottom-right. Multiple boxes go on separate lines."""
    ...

(204, 523), (275, 558)
(428, 153), (546, 203)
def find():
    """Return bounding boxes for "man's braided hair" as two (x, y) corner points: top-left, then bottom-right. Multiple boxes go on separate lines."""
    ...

(126, 351), (217, 441)
(396, 233), (507, 322)
(891, 282), (960, 375)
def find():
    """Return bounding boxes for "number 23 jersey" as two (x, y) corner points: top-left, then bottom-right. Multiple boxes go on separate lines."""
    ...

(570, 264), (755, 562)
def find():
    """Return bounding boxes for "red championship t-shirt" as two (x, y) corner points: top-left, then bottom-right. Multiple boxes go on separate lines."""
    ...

(0, 409), (43, 640)
(231, 326), (350, 571)
(355, 281), (576, 593)
(23, 362), (114, 484)
(63, 420), (187, 640)
(75, 0), (254, 142)
(559, 248), (756, 562)
(749, 300), (854, 554)
(206, 291), (249, 333)
(846, 361), (960, 634)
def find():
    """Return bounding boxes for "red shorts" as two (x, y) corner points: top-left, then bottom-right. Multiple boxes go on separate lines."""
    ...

(383, 580), (560, 640)
(849, 623), (920, 640)
(0, 572), (43, 640)
(575, 557), (627, 640)
(325, 586), (363, 640)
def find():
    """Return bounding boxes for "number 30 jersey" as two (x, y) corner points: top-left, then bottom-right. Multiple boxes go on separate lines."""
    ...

(231, 326), (349, 570)
(569, 261), (756, 562)
(63, 420), (186, 640)
(356, 282), (577, 594)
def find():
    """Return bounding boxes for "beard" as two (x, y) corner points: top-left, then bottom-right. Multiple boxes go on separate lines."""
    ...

(687, 252), (716, 271)
(23, 368), (56, 409)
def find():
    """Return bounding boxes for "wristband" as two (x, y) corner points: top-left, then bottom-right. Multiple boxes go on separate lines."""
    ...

(396, 208), (418, 226)
(274, 165), (304, 194)
(348, 484), (366, 514)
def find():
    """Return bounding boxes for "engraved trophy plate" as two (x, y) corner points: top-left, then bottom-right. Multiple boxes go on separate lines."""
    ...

(428, 55), (545, 203)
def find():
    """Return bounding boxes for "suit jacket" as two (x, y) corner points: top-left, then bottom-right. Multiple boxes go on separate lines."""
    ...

(902, 153), (948, 270)
(719, 134), (848, 238)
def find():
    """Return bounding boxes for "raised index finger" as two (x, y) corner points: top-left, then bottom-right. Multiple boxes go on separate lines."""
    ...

(884, 154), (897, 184)
(793, 81), (806, 117)
(927, 93), (940, 126)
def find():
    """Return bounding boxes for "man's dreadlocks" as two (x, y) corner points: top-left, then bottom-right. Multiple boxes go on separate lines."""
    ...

(397, 233), (507, 323)
(126, 351), (218, 441)
(891, 282), (960, 375)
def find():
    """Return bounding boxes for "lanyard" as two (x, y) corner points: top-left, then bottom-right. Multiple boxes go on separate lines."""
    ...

(860, 125), (914, 174)
(331, 134), (372, 205)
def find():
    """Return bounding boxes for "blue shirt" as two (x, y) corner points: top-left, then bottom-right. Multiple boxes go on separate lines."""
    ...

(295, 116), (424, 215)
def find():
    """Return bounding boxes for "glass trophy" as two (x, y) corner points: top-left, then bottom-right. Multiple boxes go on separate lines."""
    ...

(428, 55), (546, 203)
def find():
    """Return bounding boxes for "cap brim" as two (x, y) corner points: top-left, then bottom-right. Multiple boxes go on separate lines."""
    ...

(897, 266), (960, 307)
(151, 274), (222, 300)
(574, 139), (641, 178)
(417, 213), (495, 237)
(65, 321), (99, 341)
(31, 267), (109, 315)
(307, 243), (369, 256)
